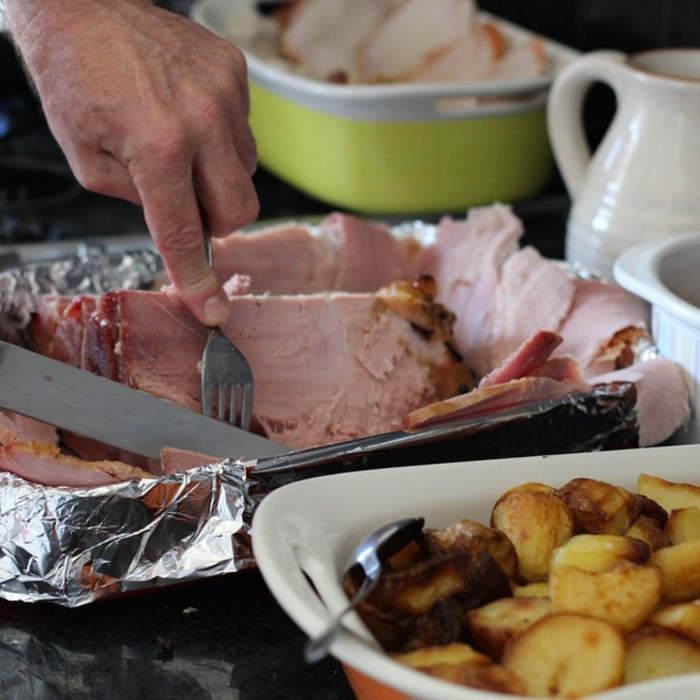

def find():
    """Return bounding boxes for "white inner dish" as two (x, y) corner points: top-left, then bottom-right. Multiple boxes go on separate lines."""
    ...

(252, 444), (700, 700)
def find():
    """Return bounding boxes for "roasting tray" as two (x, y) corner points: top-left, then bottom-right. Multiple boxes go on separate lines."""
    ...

(0, 232), (643, 606)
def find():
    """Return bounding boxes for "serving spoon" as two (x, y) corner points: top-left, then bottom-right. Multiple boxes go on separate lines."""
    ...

(304, 516), (425, 663)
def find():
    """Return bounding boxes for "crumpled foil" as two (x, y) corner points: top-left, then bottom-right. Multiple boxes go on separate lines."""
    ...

(0, 459), (258, 607)
(0, 233), (646, 606)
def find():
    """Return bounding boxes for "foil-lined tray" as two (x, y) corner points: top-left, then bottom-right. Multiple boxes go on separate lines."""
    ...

(0, 236), (643, 606)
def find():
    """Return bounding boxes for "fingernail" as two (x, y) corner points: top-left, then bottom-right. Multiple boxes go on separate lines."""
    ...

(203, 296), (231, 326)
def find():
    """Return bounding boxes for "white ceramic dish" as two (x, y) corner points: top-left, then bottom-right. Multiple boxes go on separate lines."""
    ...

(252, 444), (700, 699)
(615, 232), (700, 443)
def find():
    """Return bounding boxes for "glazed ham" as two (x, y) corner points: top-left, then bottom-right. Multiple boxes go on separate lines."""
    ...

(0, 441), (150, 487)
(32, 278), (471, 452)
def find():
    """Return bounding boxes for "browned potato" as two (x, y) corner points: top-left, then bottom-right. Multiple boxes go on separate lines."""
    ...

(550, 563), (662, 633)
(638, 474), (700, 512)
(467, 596), (552, 659)
(492, 488), (574, 582)
(392, 642), (490, 669)
(502, 613), (625, 697)
(650, 600), (700, 644)
(624, 626), (700, 684)
(426, 663), (526, 694)
(511, 581), (549, 597)
(387, 540), (425, 570)
(498, 482), (556, 497)
(650, 540), (700, 602)
(423, 518), (518, 579)
(556, 477), (641, 535)
(550, 533), (650, 574)
(625, 515), (670, 551)
(665, 507), (700, 545)
(637, 493), (669, 528)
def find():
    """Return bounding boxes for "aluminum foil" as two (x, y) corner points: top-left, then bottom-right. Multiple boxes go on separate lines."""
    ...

(0, 232), (645, 606)
(0, 459), (258, 607)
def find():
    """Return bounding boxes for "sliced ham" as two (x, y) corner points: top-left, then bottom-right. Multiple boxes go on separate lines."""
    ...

(405, 22), (502, 82)
(31, 295), (88, 367)
(423, 204), (523, 377)
(36, 279), (469, 452)
(406, 374), (590, 430)
(489, 248), (575, 368)
(213, 222), (338, 295)
(159, 447), (222, 474)
(278, 0), (400, 81)
(0, 441), (150, 487)
(479, 330), (562, 388)
(0, 411), (58, 446)
(556, 279), (650, 374)
(355, 0), (475, 82)
(589, 357), (690, 447)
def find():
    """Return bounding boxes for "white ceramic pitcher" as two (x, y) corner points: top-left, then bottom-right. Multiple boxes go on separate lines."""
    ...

(548, 49), (700, 279)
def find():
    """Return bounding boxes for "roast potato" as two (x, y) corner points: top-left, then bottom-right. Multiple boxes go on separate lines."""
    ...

(511, 581), (549, 598)
(638, 473), (700, 512)
(467, 595), (552, 659)
(391, 641), (490, 669)
(425, 663), (526, 694)
(550, 533), (649, 574)
(665, 507), (700, 545)
(650, 599), (700, 644)
(549, 562), (662, 633)
(624, 625), (700, 684)
(625, 514), (670, 551)
(492, 487), (574, 582)
(556, 477), (641, 535)
(501, 613), (625, 697)
(423, 518), (518, 579)
(650, 539), (700, 602)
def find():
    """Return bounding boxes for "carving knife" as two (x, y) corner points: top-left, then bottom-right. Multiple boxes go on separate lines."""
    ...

(0, 341), (287, 460)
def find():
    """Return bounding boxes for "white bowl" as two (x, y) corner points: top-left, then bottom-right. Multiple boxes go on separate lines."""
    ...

(614, 232), (700, 443)
(252, 445), (700, 699)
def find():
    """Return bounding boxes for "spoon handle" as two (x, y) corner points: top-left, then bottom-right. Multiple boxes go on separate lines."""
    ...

(304, 575), (377, 664)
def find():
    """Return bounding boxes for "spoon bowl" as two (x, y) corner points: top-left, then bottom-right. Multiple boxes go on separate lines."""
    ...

(304, 516), (425, 664)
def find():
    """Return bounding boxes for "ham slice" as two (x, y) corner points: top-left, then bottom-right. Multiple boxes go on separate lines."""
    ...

(0, 441), (150, 487)
(0, 411), (58, 446)
(489, 248), (575, 369)
(35, 279), (470, 452)
(556, 279), (651, 374)
(406, 375), (589, 430)
(423, 204), (523, 377)
(589, 357), (690, 447)
(479, 330), (562, 388)
(159, 447), (222, 474)
(355, 0), (475, 82)
(278, 0), (400, 81)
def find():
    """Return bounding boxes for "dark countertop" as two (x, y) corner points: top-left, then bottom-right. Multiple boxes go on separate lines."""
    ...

(0, 570), (354, 699)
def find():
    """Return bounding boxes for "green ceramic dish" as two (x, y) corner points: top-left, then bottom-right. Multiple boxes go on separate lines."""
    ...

(192, 0), (578, 215)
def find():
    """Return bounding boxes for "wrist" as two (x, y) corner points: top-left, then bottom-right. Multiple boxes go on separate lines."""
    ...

(5, 0), (154, 56)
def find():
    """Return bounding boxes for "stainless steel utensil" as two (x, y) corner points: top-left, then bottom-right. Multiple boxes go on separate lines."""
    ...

(0, 341), (286, 460)
(303, 516), (425, 663)
(200, 229), (254, 429)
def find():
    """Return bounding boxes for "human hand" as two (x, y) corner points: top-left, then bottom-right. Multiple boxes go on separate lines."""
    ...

(6, 0), (258, 325)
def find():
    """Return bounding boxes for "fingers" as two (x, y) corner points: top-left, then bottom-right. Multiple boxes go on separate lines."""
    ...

(66, 148), (142, 205)
(129, 141), (231, 327)
(194, 118), (259, 237)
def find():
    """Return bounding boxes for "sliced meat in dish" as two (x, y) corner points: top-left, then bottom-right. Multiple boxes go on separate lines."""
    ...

(478, 330), (563, 388)
(556, 278), (650, 374)
(0, 411), (58, 446)
(589, 357), (690, 447)
(0, 440), (150, 487)
(355, 0), (475, 82)
(489, 248), (575, 369)
(422, 203), (523, 377)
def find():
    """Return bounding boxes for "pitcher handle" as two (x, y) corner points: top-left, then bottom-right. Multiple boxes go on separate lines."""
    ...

(547, 51), (626, 197)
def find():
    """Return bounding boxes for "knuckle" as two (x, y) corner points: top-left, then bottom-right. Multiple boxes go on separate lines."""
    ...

(136, 125), (190, 165)
(194, 97), (226, 129)
(157, 226), (204, 257)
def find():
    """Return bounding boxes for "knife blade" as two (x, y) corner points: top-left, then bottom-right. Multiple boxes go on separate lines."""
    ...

(0, 341), (287, 460)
